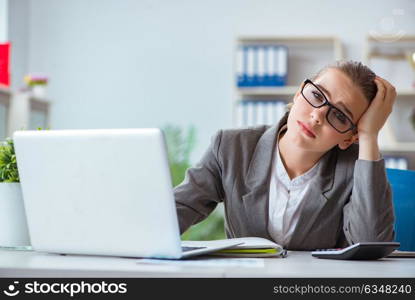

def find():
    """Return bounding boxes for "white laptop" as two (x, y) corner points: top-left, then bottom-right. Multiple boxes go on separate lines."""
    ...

(13, 128), (240, 259)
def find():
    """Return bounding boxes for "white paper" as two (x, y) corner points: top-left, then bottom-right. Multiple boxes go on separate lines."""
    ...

(137, 258), (264, 268)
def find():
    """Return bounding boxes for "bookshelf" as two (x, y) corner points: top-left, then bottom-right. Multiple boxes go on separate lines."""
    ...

(233, 36), (344, 127)
(363, 35), (415, 153)
(6, 90), (50, 137)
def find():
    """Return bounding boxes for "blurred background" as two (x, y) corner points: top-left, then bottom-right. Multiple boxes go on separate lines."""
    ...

(1, 0), (414, 240)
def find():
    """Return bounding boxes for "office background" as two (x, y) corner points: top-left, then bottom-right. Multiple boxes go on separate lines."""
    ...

(1, 0), (415, 242)
(1, 0), (414, 164)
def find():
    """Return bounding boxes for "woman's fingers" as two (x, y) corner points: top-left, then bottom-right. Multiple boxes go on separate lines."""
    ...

(357, 76), (397, 136)
(377, 76), (395, 91)
(374, 77), (386, 104)
(375, 76), (396, 111)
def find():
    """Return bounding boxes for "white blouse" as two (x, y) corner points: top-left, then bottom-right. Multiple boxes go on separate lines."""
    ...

(267, 135), (321, 247)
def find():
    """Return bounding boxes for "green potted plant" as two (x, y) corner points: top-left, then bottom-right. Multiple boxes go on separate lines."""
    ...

(162, 125), (226, 241)
(163, 124), (196, 187)
(0, 138), (30, 247)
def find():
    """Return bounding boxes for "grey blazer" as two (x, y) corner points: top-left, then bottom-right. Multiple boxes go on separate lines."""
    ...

(174, 114), (395, 250)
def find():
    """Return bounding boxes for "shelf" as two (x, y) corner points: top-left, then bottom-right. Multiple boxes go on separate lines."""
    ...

(7, 91), (51, 136)
(0, 86), (11, 107)
(0, 87), (50, 108)
(367, 35), (415, 44)
(396, 89), (415, 97)
(0, 85), (11, 95)
(238, 36), (341, 44)
(30, 97), (50, 112)
(237, 87), (415, 98)
(0, 86), (11, 98)
(380, 143), (415, 152)
(237, 86), (298, 96)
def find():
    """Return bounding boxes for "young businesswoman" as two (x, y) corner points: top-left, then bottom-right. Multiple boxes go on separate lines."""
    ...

(174, 60), (396, 250)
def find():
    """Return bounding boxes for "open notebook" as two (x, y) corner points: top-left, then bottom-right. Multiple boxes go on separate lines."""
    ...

(182, 237), (287, 258)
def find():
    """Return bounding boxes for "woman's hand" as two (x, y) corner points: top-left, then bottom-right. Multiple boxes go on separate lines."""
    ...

(357, 76), (397, 139)
(357, 76), (396, 161)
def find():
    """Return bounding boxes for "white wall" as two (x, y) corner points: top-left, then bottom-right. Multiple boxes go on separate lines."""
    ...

(8, 0), (29, 89)
(9, 0), (415, 162)
(0, 0), (7, 42)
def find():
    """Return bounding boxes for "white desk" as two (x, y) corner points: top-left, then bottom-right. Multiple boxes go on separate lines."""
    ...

(0, 249), (414, 278)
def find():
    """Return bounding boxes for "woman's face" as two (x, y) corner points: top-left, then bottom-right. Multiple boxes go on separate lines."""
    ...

(286, 68), (369, 153)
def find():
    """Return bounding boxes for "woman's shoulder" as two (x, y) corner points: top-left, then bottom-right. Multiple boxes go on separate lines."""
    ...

(212, 125), (272, 171)
(217, 125), (271, 147)
(208, 125), (273, 161)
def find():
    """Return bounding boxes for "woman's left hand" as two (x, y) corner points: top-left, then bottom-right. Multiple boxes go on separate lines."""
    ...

(357, 76), (397, 139)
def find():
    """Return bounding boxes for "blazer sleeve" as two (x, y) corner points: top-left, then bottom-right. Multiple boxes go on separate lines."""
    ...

(173, 130), (225, 234)
(342, 159), (395, 245)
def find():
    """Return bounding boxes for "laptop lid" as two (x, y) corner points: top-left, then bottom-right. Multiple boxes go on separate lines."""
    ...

(14, 128), (185, 259)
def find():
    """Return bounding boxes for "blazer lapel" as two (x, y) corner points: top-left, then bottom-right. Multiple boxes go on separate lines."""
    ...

(241, 115), (288, 239)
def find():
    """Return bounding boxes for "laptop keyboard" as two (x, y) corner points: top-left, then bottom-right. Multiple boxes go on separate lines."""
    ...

(181, 246), (207, 252)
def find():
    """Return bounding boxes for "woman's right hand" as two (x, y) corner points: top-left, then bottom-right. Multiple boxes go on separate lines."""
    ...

(357, 76), (397, 139)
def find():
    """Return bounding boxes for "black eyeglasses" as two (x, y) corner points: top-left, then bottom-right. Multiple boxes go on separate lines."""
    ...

(301, 79), (357, 134)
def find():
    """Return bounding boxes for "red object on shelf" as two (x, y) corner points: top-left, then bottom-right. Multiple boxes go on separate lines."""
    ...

(0, 42), (11, 87)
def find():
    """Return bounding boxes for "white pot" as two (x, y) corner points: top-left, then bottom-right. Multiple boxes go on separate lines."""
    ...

(0, 183), (31, 247)
(31, 85), (47, 99)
